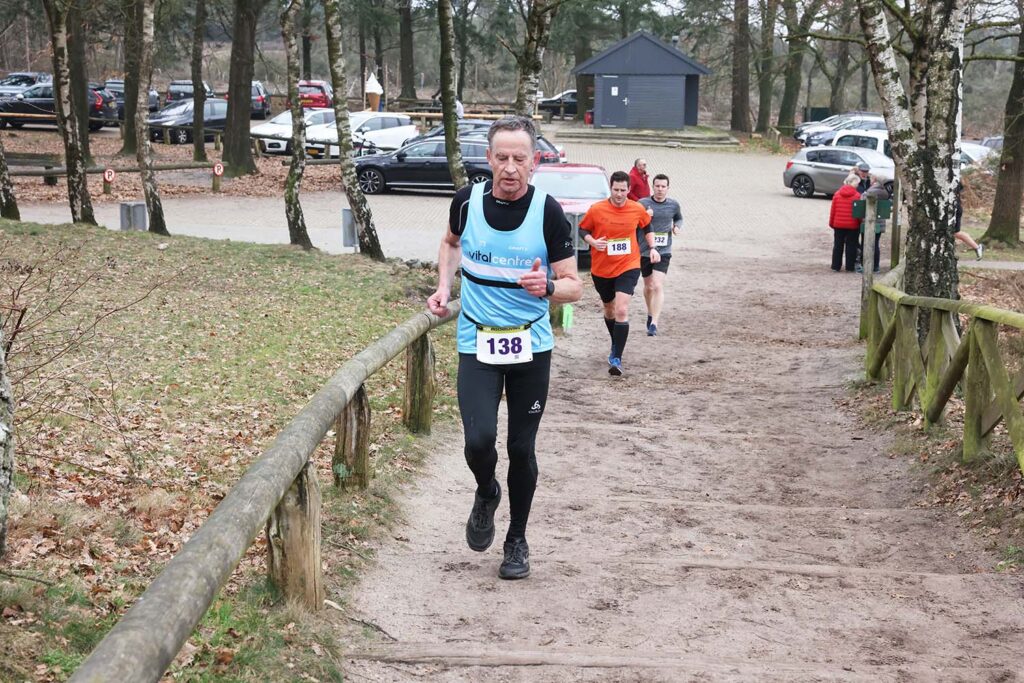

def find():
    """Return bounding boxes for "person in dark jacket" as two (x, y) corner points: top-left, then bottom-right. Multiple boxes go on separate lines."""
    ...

(860, 174), (889, 273)
(829, 174), (862, 271)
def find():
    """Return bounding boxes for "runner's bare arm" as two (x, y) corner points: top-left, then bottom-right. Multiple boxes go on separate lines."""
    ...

(547, 256), (583, 304)
(645, 229), (661, 264)
(427, 230), (462, 316)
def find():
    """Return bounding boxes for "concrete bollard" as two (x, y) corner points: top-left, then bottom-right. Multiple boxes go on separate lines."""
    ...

(119, 202), (147, 231)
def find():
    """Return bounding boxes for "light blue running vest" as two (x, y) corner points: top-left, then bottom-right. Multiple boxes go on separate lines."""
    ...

(457, 182), (553, 354)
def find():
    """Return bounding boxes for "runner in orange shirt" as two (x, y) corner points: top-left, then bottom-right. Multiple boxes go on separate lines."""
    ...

(579, 170), (659, 376)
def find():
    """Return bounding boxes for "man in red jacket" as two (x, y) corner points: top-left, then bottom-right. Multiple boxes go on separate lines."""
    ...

(627, 158), (650, 201)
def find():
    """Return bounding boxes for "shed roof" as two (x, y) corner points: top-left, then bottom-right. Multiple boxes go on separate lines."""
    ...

(572, 31), (711, 77)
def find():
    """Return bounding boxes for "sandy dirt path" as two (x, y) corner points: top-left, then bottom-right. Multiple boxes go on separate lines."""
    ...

(335, 146), (1024, 681)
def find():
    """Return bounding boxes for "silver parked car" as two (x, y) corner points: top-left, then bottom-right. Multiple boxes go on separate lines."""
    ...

(783, 146), (895, 198)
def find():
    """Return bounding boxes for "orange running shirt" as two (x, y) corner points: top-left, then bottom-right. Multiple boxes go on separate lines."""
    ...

(579, 199), (653, 278)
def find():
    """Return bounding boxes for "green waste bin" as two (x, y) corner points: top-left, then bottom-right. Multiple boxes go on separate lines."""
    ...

(852, 199), (892, 220)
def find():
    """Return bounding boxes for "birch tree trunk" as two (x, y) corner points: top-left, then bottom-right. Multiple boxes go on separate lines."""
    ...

(119, 0), (142, 156)
(68, 4), (91, 166)
(282, 0), (314, 250)
(324, 0), (386, 261)
(513, 0), (559, 116)
(981, 4), (1024, 246)
(438, 0), (467, 189)
(755, 0), (778, 133)
(860, 0), (966, 316)
(191, 0), (208, 162)
(135, 0), (169, 236)
(42, 0), (96, 225)
(0, 328), (13, 558)
(0, 132), (20, 220)
(731, 0), (752, 133)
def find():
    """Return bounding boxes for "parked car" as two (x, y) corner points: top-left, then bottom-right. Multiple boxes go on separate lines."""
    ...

(250, 108), (336, 154)
(165, 79), (214, 103)
(529, 163), (609, 267)
(147, 98), (228, 144)
(830, 129), (892, 158)
(960, 141), (994, 167)
(306, 112), (418, 158)
(0, 81), (118, 130)
(783, 146), (894, 198)
(462, 130), (565, 164)
(103, 79), (159, 119)
(354, 138), (492, 194)
(249, 81), (271, 119)
(537, 89), (577, 118)
(803, 116), (887, 146)
(402, 118), (493, 146)
(0, 72), (51, 99)
(296, 80), (333, 109)
(981, 135), (1004, 151)
(793, 111), (879, 139)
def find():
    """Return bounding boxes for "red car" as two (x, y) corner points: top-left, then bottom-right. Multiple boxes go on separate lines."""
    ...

(294, 80), (333, 109)
(529, 163), (609, 269)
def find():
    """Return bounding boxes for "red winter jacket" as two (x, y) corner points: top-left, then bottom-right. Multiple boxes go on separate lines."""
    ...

(627, 167), (650, 201)
(829, 185), (861, 230)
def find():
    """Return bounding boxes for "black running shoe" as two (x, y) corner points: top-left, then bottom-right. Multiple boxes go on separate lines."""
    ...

(498, 537), (530, 580)
(465, 482), (501, 551)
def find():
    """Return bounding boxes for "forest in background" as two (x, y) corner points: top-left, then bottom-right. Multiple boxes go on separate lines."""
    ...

(0, 0), (1019, 137)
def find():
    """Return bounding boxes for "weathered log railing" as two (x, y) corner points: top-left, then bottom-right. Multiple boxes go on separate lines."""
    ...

(865, 264), (1024, 471)
(70, 303), (459, 682)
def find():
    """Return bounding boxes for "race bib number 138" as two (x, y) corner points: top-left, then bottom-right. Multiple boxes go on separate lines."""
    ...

(476, 327), (533, 365)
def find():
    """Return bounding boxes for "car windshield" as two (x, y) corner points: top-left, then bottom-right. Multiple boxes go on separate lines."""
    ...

(531, 171), (608, 199)
(349, 112), (373, 127)
(299, 84), (323, 95)
(159, 100), (193, 115)
(0, 75), (34, 86)
(269, 111), (292, 125)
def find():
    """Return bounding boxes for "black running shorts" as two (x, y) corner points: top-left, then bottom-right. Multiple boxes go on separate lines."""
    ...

(592, 268), (641, 303)
(640, 253), (672, 277)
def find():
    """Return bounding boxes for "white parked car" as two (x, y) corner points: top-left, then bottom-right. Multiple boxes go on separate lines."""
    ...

(249, 108), (336, 155)
(830, 129), (892, 158)
(306, 112), (419, 158)
(960, 141), (993, 167)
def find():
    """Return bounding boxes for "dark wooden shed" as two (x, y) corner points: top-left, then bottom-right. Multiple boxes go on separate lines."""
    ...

(572, 31), (710, 129)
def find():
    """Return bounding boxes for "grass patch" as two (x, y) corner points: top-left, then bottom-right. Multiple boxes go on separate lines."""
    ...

(0, 218), (458, 680)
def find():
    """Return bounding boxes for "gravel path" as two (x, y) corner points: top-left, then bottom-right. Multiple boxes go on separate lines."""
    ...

(334, 144), (1024, 681)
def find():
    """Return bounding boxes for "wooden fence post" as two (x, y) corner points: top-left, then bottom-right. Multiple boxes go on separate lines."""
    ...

(266, 462), (324, 611)
(334, 384), (371, 489)
(890, 178), (902, 267)
(214, 132), (222, 151)
(859, 196), (878, 340)
(964, 323), (991, 460)
(892, 304), (915, 411)
(403, 334), (435, 434)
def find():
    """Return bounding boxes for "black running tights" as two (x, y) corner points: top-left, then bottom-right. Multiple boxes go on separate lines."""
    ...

(457, 351), (551, 541)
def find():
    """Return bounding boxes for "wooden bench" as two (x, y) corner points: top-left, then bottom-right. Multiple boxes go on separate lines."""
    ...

(6, 152), (62, 186)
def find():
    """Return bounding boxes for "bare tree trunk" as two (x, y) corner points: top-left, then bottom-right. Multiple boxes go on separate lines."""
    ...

(191, 0), (208, 162)
(301, 0), (314, 79)
(324, 0), (385, 260)
(119, 0), (141, 156)
(136, 0), (169, 236)
(827, 13), (855, 114)
(731, 0), (751, 132)
(860, 56), (869, 108)
(398, 0), (416, 100)
(0, 132), (20, 220)
(358, 18), (367, 103)
(42, 0), (96, 225)
(455, 0), (472, 100)
(68, 4), (91, 166)
(860, 0), (966, 311)
(282, 0), (314, 250)
(0, 328), (12, 558)
(438, 0), (467, 189)
(981, 7), (1024, 246)
(223, 0), (269, 177)
(513, 0), (559, 116)
(373, 21), (385, 107)
(755, 0), (778, 132)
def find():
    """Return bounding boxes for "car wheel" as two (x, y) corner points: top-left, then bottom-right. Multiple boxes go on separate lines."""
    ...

(791, 175), (815, 198)
(0, 118), (6, 129)
(88, 122), (103, 132)
(358, 168), (385, 194)
(468, 172), (491, 185)
(9, 121), (23, 129)
(174, 128), (190, 145)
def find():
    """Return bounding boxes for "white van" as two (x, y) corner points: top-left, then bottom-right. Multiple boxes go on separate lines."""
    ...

(830, 129), (892, 158)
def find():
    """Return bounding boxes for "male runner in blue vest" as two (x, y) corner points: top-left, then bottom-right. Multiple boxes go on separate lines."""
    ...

(427, 116), (582, 579)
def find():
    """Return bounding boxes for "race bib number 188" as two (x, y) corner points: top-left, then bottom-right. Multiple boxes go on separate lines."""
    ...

(607, 238), (631, 256)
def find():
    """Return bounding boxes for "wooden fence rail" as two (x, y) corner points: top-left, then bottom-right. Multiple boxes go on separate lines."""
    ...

(865, 264), (1024, 471)
(69, 303), (459, 683)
